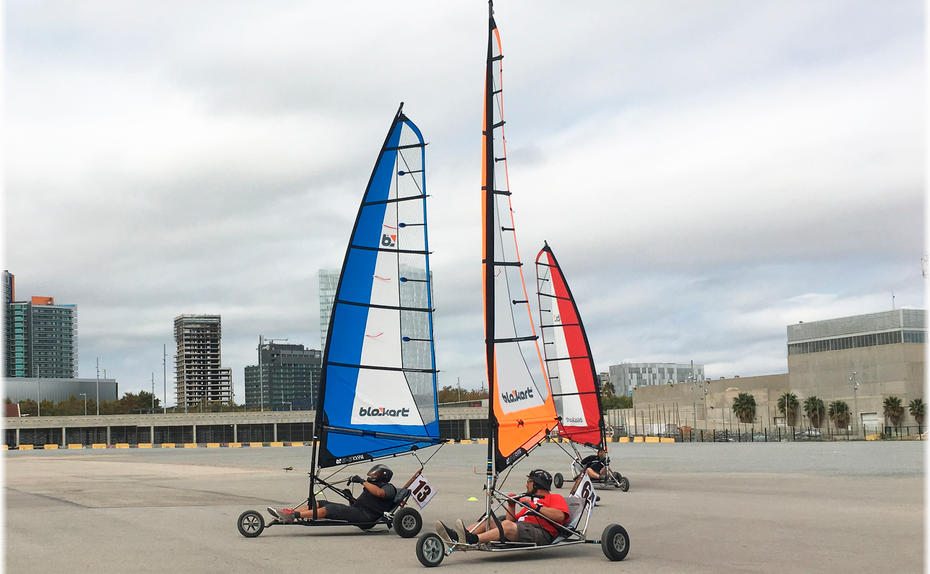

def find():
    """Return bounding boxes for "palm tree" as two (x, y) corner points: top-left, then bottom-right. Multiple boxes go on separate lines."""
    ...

(731, 393), (756, 424)
(908, 398), (925, 435)
(883, 396), (905, 435)
(778, 392), (799, 427)
(803, 396), (825, 429)
(828, 400), (850, 431)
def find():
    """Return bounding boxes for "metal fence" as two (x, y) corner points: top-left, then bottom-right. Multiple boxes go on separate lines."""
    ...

(633, 425), (925, 442)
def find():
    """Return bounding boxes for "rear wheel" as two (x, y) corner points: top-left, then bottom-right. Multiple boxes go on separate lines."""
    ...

(416, 532), (445, 567)
(237, 510), (264, 538)
(553, 472), (564, 489)
(618, 476), (630, 492)
(601, 524), (630, 561)
(394, 506), (422, 538)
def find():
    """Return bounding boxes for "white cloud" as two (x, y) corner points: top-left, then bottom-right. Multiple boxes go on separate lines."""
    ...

(4, 0), (923, 400)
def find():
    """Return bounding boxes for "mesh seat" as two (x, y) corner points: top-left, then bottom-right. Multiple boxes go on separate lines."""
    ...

(387, 487), (410, 512)
(550, 495), (589, 543)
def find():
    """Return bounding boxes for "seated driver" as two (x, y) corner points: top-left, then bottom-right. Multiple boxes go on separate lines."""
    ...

(579, 448), (608, 481)
(435, 469), (569, 546)
(268, 463), (397, 529)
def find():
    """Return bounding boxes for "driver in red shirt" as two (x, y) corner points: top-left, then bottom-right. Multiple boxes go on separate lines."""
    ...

(436, 469), (569, 545)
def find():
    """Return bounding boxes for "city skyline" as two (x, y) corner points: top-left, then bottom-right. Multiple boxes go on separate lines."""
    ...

(4, 1), (924, 404)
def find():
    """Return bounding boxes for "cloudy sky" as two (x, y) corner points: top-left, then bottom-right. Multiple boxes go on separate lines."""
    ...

(4, 1), (925, 403)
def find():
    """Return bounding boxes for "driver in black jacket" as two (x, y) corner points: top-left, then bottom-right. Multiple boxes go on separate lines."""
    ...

(268, 464), (397, 529)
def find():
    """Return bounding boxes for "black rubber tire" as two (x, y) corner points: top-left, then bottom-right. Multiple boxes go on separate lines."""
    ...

(394, 506), (422, 538)
(618, 476), (630, 492)
(553, 472), (564, 489)
(237, 510), (264, 538)
(601, 523), (630, 561)
(416, 532), (445, 567)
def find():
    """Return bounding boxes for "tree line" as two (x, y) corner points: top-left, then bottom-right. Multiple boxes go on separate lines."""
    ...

(730, 392), (925, 433)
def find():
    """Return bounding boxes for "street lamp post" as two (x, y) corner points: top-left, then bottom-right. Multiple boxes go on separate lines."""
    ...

(163, 344), (167, 414)
(258, 335), (264, 412)
(849, 371), (860, 435)
(79, 393), (87, 416)
(95, 358), (100, 415)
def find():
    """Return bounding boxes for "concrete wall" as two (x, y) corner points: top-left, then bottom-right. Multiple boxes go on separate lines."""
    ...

(628, 373), (789, 431)
(625, 342), (925, 432)
(788, 343), (925, 428)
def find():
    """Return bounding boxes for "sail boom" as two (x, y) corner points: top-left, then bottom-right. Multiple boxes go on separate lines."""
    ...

(323, 425), (444, 443)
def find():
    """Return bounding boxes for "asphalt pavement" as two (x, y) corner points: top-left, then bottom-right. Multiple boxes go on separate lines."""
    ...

(4, 441), (924, 573)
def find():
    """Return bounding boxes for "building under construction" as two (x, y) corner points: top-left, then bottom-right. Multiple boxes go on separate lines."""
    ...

(174, 314), (232, 410)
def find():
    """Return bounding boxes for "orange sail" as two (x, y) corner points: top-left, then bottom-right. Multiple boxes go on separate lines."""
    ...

(482, 4), (558, 471)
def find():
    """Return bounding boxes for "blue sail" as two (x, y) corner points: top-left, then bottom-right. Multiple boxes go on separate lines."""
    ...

(316, 104), (440, 468)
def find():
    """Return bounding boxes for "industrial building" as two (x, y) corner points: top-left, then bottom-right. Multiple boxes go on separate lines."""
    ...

(608, 362), (705, 397)
(628, 309), (926, 433)
(173, 315), (233, 410)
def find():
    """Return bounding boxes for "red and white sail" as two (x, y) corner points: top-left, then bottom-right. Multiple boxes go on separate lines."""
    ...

(536, 242), (605, 449)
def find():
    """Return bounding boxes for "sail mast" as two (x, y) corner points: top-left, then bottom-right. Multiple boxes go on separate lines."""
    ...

(483, 0), (497, 493)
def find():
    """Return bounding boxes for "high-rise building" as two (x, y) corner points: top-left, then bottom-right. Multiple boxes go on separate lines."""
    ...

(173, 315), (233, 409)
(318, 268), (339, 349)
(5, 289), (78, 379)
(3, 271), (13, 376)
(2, 270), (13, 305)
(244, 342), (322, 410)
(609, 362), (705, 397)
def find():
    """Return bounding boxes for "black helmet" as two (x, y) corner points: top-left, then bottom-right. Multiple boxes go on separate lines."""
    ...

(367, 464), (393, 483)
(527, 469), (552, 491)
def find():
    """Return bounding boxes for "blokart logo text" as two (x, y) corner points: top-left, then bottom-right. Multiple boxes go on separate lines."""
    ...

(359, 406), (410, 417)
(564, 416), (584, 424)
(501, 387), (535, 404)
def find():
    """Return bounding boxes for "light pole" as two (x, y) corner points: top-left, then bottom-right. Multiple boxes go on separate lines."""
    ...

(79, 393), (87, 416)
(849, 371), (860, 434)
(258, 335), (264, 412)
(37, 378), (41, 417)
(163, 344), (167, 414)
(95, 358), (100, 415)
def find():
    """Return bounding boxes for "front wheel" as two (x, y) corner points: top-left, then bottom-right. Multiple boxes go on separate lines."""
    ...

(416, 532), (445, 567)
(601, 524), (630, 561)
(394, 506), (422, 538)
(553, 472), (564, 489)
(618, 476), (630, 492)
(237, 510), (264, 538)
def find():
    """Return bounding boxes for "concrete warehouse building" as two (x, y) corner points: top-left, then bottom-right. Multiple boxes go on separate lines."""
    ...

(627, 309), (926, 433)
